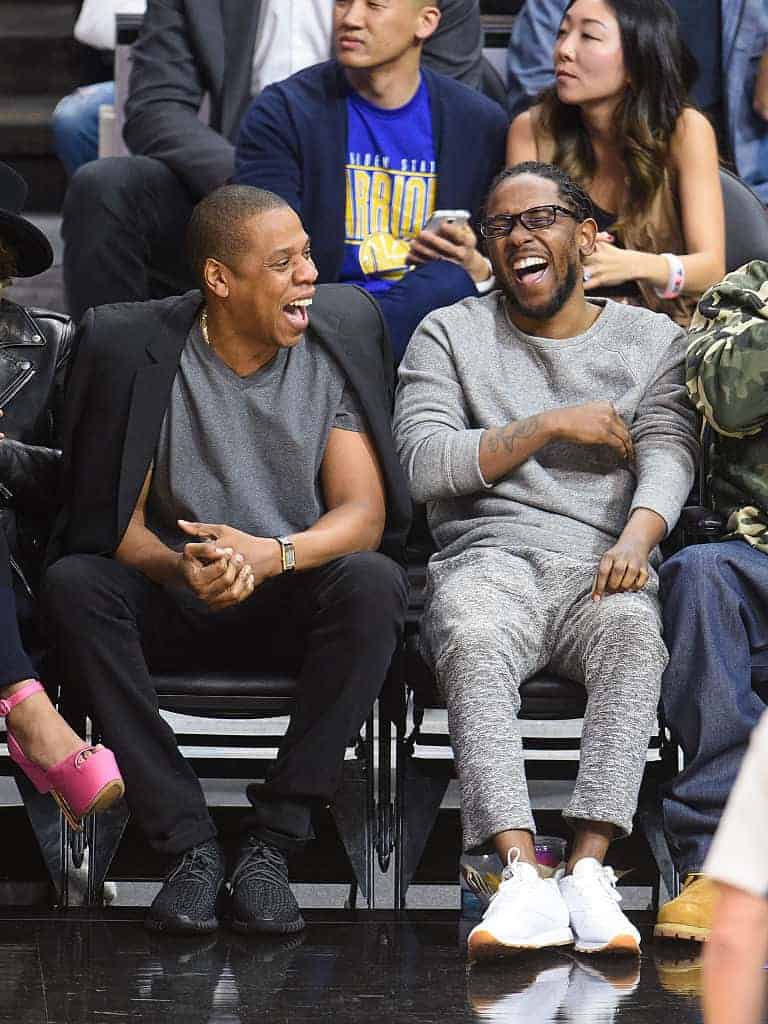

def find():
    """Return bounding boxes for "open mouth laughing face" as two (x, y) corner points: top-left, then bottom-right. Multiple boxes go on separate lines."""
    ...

(224, 207), (318, 353)
(486, 175), (585, 323)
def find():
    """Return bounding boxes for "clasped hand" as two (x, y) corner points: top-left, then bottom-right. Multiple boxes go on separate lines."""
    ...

(175, 519), (280, 611)
(551, 399), (635, 463)
(592, 536), (650, 602)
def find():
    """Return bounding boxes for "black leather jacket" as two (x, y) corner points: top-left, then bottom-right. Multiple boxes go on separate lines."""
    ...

(0, 297), (72, 599)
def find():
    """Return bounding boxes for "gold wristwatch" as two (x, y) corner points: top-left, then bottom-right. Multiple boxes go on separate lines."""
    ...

(274, 536), (296, 573)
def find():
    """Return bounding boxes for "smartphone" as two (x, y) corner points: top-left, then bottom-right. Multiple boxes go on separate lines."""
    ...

(423, 209), (471, 233)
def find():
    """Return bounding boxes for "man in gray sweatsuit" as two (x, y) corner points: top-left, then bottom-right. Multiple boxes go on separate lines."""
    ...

(394, 161), (698, 959)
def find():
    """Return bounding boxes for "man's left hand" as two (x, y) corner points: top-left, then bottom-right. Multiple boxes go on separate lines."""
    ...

(406, 220), (490, 284)
(178, 520), (282, 587)
(592, 537), (651, 601)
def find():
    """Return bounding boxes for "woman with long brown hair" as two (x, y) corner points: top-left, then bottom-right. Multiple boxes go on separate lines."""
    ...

(506, 0), (724, 324)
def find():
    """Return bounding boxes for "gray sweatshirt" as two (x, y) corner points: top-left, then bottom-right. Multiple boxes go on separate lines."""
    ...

(394, 294), (698, 563)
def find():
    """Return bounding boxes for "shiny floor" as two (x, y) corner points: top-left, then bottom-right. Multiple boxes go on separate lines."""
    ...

(0, 909), (706, 1024)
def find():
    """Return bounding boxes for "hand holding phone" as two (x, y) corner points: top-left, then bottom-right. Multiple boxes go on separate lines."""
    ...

(423, 209), (471, 235)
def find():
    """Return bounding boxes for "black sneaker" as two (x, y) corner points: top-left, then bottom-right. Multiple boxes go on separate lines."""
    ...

(228, 837), (305, 935)
(145, 838), (226, 935)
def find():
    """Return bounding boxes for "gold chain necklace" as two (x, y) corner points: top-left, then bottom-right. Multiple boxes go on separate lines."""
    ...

(200, 308), (211, 346)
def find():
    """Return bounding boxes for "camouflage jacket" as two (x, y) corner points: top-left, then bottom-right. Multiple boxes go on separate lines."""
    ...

(686, 260), (768, 551)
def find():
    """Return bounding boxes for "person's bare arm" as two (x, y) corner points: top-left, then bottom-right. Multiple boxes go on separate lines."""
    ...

(478, 401), (634, 484)
(703, 883), (768, 1024)
(293, 426), (387, 567)
(178, 427), (387, 580)
(506, 108), (540, 165)
(591, 507), (665, 601)
(116, 464), (185, 586)
(116, 464), (255, 609)
(668, 107), (725, 293)
(586, 109), (724, 295)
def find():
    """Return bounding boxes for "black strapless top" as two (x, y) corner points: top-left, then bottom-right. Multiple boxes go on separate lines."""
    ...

(589, 203), (642, 301)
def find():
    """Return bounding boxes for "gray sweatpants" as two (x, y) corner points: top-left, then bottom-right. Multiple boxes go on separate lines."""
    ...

(421, 545), (668, 851)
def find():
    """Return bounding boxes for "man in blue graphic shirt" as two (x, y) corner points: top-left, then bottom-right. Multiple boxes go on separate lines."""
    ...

(235, 0), (508, 362)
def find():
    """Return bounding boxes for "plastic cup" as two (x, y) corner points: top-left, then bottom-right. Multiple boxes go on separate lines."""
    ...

(459, 834), (568, 917)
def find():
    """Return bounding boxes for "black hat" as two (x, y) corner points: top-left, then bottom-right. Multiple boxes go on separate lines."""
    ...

(0, 162), (53, 278)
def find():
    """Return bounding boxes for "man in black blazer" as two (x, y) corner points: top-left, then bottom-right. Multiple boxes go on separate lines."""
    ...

(44, 185), (411, 936)
(61, 0), (485, 321)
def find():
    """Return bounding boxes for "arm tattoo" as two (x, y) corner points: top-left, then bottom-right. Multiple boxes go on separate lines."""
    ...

(484, 415), (541, 455)
(485, 430), (501, 453)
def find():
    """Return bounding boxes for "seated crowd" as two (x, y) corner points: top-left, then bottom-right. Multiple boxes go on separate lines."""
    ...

(1, 0), (768, 982)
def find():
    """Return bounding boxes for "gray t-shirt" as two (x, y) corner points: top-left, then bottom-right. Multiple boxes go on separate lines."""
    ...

(147, 322), (366, 551)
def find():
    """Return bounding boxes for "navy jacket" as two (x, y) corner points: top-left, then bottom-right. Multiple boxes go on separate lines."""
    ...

(124, 2), (484, 200)
(234, 62), (508, 284)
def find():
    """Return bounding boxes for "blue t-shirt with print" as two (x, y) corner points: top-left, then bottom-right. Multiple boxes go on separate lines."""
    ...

(341, 77), (436, 295)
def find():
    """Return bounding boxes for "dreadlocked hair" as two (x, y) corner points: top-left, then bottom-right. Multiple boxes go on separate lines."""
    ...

(484, 162), (595, 223)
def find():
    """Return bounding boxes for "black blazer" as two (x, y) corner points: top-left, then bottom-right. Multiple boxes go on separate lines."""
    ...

(47, 285), (412, 567)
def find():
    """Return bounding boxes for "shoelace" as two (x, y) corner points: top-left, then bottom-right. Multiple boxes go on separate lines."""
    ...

(490, 847), (539, 902)
(577, 864), (622, 905)
(166, 843), (220, 885)
(229, 841), (288, 891)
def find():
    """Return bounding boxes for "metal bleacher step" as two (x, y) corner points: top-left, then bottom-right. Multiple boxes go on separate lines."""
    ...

(0, 95), (67, 212)
(0, 0), (78, 211)
(0, 3), (78, 96)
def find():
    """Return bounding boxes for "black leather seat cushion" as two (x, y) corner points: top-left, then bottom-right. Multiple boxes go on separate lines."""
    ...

(152, 670), (298, 718)
(404, 634), (587, 721)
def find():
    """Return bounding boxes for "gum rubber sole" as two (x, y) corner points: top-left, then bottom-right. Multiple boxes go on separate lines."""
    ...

(575, 934), (641, 955)
(468, 928), (574, 960)
(653, 923), (708, 943)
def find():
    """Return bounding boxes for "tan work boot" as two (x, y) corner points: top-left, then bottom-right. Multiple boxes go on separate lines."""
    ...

(653, 874), (716, 942)
(653, 951), (703, 996)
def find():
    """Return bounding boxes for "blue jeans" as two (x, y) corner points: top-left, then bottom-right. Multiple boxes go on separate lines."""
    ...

(373, 260), (477, 363)
(660, 540), (768, 876)
(52, 81), (115, 176)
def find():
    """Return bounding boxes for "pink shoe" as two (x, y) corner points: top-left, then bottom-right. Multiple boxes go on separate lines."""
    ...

(0, 680), (125, 831)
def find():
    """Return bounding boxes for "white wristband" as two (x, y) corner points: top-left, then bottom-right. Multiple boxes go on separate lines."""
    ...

(654, 252), (685, 300)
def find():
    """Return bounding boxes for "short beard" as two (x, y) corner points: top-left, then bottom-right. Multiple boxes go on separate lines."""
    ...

(502, 259), (578, 321)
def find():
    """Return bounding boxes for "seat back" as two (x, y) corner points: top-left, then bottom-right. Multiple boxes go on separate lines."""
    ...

(721, 168), (768, 273)
(479, 54), (508, 108)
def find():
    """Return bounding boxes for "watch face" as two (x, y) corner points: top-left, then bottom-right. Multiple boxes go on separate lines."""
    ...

(278, 537), (296, 572)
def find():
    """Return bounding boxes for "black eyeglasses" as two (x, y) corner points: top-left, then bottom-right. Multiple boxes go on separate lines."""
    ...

(480, 205), (578, 239)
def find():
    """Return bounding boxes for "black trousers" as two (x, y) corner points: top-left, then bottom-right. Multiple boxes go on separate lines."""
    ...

(42, 551), (407, 856)
(62, 155), (198, 321)
(0, 529), (35, 688)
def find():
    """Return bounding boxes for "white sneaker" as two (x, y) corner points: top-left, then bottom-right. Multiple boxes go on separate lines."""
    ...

(467, 849), (574, 960)
(468, 959), (572, 1023)
(560, 956), (640, 1024)
(558, 859), (641, 955)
